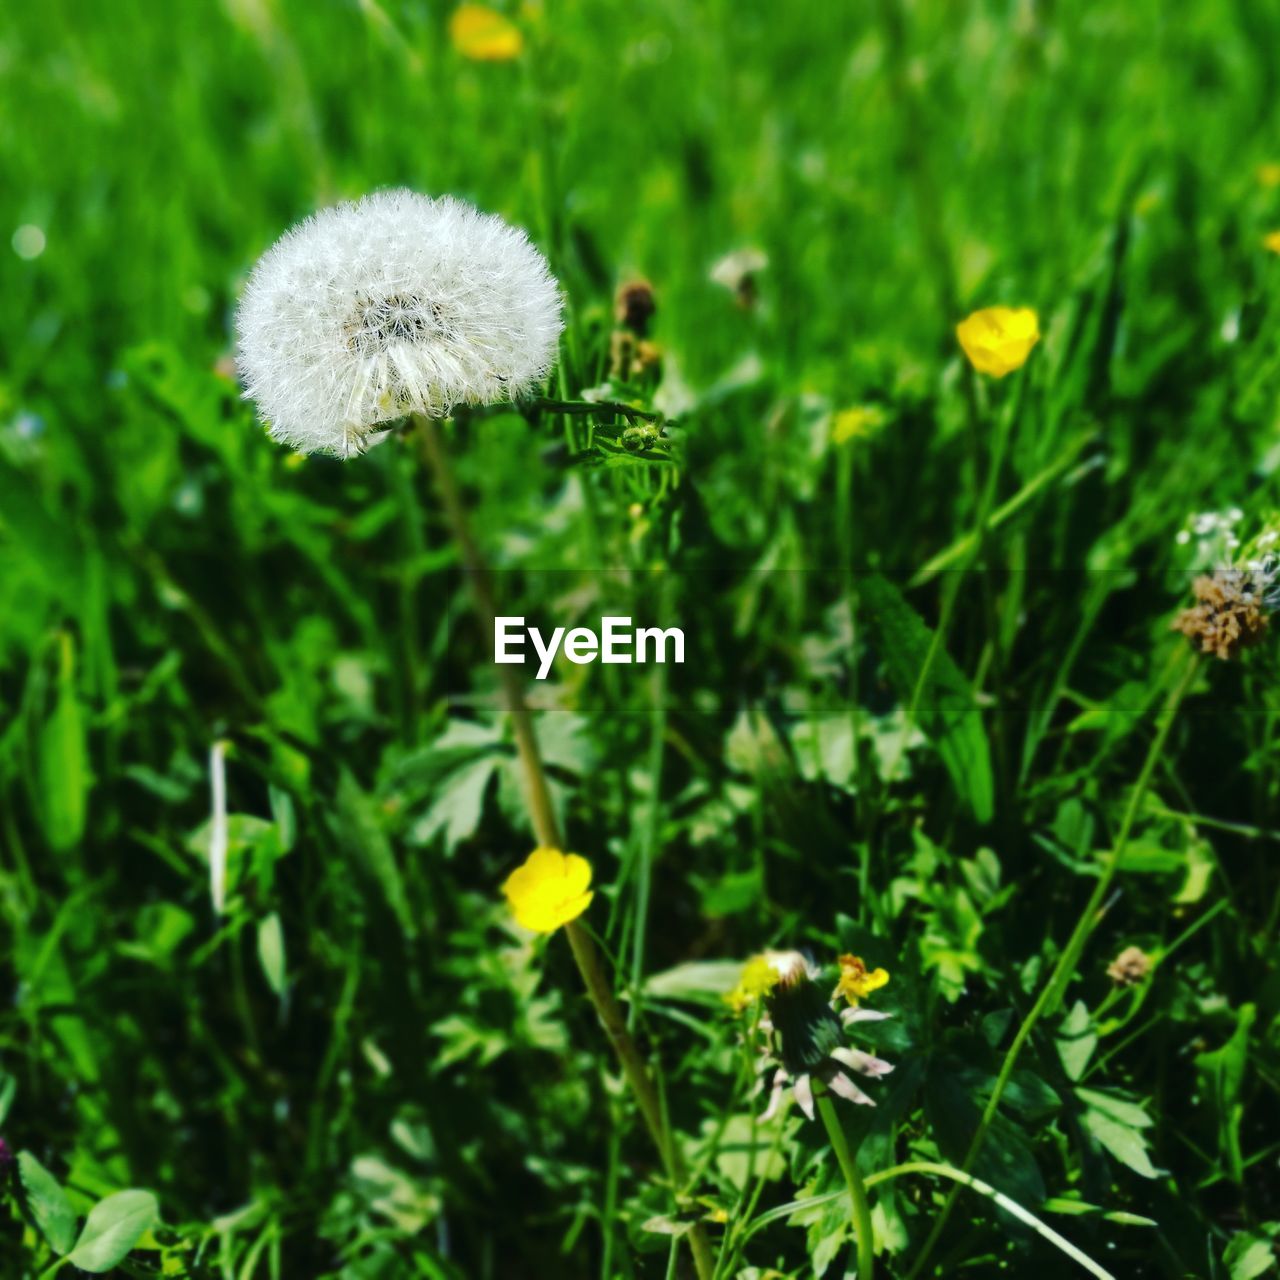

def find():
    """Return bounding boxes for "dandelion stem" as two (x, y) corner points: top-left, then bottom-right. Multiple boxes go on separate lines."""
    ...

(906, 648), (1200, 1278)
(531, 396), (662, 422)
(413, 412), (715, 1280)
(817, 1091), (875, 1280)
(415, 412), (560, 845)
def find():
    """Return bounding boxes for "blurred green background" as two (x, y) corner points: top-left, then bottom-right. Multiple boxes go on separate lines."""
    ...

(3, 0), (1280, 1276)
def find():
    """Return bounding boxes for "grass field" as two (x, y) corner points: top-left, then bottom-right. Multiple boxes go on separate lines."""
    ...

(3, 1), (1280, 1276)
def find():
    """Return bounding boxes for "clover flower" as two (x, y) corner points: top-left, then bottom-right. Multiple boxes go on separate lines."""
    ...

(1173, 515), (1280, 660)
(502, 846), (594, 933)
(956, 306), (1040, 377)
(1107, 945), (1152, 988)
(236, 190), (563, 457)
(729, 950), (893, 1122)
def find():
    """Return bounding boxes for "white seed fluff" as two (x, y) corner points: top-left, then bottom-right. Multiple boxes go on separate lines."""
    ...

(235, 189), (563, 457)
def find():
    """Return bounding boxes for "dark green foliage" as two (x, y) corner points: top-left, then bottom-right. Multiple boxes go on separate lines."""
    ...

(2, 1), (1280, 1277)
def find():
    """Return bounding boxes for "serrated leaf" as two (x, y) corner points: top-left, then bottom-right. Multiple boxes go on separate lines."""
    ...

(1081, 1109), (1160, 1178)
(68, 1190), (159, 1272)
(17, 1151), (77, 1255)
(860, 575), (993, 821)
(410, 755), (498, 853)
(1075, 1087), (1152, 1130)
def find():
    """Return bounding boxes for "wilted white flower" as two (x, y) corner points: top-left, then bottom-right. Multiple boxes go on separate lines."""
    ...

(709, 246), (768, 308)
(236, 189), (563, 457)
(726, 949), (894, 1122)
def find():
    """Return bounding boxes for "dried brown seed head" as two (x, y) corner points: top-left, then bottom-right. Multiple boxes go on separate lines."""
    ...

(1172, 571), (1269, 660)
(1107, 945), (1153, 987)
(614, 279), (657, 336)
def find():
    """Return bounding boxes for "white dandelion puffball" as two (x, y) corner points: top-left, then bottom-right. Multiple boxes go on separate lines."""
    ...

(236, 189), (563, 457)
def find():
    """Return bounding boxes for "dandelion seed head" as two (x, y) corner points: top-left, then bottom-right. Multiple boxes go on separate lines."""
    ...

(236, 190), (563, 457)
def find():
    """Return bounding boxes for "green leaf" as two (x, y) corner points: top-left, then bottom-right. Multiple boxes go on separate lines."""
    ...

(410, 755), (498, 853)
(643, 960), (747, 1004)
(1075, 1087), (1153, 1130)
(68, 1190), (160, 1272)
(257, 912), (287, 997)
(334, 770), (416, 939)
(38, 632), (89, 852)
(17, 1151), (77, 1255)
(707, 1114), (789, 1189)
(860, 575), (993, 821)
(1081, 1108), (1160, 1178)
(1173, 838), (1215, 905)
(1224, 1230), (1278, 1279)
(1195, 1003), (1256, 1184)
(924, 1064), (1044, 1209)
(1056, 1001), (1097, 1082)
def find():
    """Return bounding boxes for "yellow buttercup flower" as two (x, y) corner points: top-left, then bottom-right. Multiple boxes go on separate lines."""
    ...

(834, 953), (889, 1005)
(1264, 231), (1280, 255)
(1258, 163), (1280, 189)
(956, 306), (1040, 378)
(502, 847), (593, 933)
(450, 4), (523, 60)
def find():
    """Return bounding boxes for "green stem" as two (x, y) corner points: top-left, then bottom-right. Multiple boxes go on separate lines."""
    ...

(906, 649), (1200, 1278)
(873, 1163), (1115, 1280)
(817, 1092), (874, 1280)
(531, 396), (661, 422)
(413, 412), (714, 1280)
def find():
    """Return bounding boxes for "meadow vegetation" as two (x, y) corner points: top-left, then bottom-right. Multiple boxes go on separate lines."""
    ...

(2, 1), (1280, 1276)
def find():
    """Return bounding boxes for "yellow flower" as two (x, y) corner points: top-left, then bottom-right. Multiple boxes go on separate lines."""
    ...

(1264, 231), (1280, 255)
(502, 847), (593, 933)
(834, 953), (889, 1005)
(1258, 163), (1280, 189)
(956, 306), (1040, 378)
(724, 954), (783, 1011)
(450, 4), (523, 60)
(831, 405), (887, 446)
